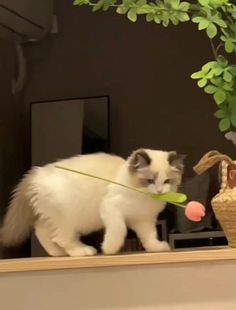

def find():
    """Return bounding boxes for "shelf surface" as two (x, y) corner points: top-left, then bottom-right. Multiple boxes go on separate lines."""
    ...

(0, 247), (235, 273)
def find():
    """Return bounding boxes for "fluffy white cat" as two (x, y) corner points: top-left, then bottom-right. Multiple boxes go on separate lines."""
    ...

(0, 149), (185, 256)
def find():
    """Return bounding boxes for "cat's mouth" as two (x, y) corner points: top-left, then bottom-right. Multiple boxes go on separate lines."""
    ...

(145, 184), (169, 195)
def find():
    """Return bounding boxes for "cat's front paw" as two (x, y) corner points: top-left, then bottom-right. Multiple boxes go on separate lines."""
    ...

(67, 246), (97, 257)
(102, 242), (121, 255)
(145, 241), (171, 253)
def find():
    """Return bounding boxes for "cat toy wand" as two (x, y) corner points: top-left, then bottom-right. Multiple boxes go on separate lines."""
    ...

(55, 165), (205, 222)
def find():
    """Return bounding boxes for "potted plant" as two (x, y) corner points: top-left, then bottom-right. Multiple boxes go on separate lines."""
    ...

(74, 0), (236, 135)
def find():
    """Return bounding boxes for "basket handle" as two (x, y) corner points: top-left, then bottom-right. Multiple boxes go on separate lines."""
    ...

(194, 150), (235, 175)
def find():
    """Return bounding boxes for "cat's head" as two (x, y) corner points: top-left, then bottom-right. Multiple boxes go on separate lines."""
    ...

(128, 149), (185, 194)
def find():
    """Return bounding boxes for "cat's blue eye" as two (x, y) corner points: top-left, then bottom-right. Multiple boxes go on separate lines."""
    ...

(147, 179), (155, 184)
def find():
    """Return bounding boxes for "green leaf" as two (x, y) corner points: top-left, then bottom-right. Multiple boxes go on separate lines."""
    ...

(230, 113), (236, 127)
(204, 85), (217, 94)
(192, 16), (205, 23)
(222, 83), (233, 91)
(199, 20), (210, 30)
(219, 102), (228, 112)
(136, 4), (154, 14)
(228, 96), (236, 111)
(232, 11), (236, 19)
(146, 13), (154, 22)
(103, 0), (116, 11)
(191, 71), (204, 79)
(198, 0), (209, 5)
(162, 19), (170, 27)
(202, 61), (215, 73)
(155, 0), (164, 7)
(214, 90), (226, 105)
(201, 6), (211, 16)
(73, 0), (90, 5)
(169, 0), (180, 8)
(116, 6), (129, 15)
(151, 192), (187, 203)
(161, 11), (170, 27)
(170, 16), (179, 25)
(223, 70), (233, 82)
(214, 109), (227, 119)
(228, 66), (236, 76)
(123, 0), (134, 5)
(225, 40), (235, 53)
(177, 12), (190, 22)
(214, 19), (227, 28)
(229, 103), (236, 115)
(206, 23), (217, 39)
(204, 71), (214, 79)
(198, 78), (207, 88)
(136, 0), (146, 5)
(210, 77), (222, 86)
(178, 2), (190, 12)
(217, 56), (228, 67)
(212, 67), (223, 76)
(127, 8), (137, 22)
(92, 0), (104, 12)
(219, 118), (230, 132)
(154, 15), (161, 23)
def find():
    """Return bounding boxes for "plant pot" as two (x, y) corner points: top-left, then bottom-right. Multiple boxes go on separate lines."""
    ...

(194, 151), (236, 247)
(212, 191), (236, 247)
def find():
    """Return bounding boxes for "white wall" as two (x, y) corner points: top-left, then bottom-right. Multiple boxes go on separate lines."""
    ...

(1, 261), (236, 310)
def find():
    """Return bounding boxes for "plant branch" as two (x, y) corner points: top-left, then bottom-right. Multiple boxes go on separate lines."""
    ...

(216, 43), (224, 55)
(85, 1), (199, 14)
(210, 39), (218, 60)
(55, 165), (187, 207)
(56, 165), (146, 195)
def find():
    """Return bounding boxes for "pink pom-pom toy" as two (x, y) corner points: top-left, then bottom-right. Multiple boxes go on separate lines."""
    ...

(185, 201), (206, 222)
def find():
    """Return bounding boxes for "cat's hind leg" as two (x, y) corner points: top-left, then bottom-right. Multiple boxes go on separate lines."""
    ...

(52, 228), (97, 257)
(35, 220), (66, 257)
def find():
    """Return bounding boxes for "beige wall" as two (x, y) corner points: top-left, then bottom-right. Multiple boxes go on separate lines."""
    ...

(1, 261), (236, 310)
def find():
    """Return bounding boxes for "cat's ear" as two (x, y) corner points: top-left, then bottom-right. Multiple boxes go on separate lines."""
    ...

(129, 149), (151, 171)
(168, 151), (186, 172)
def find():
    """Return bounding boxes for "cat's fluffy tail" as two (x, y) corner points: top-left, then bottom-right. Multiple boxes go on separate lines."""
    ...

(0, 171), (35, 247)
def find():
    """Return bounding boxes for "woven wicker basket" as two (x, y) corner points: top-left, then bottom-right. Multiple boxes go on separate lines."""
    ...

(194, 151), (236, 247)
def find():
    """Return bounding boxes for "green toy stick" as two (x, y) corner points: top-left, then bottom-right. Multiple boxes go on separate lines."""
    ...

(55, 165), (187, 208)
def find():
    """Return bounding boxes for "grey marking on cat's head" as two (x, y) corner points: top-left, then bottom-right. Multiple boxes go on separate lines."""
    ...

(168, 151), (186, 172)
(129, 149), (151, 171)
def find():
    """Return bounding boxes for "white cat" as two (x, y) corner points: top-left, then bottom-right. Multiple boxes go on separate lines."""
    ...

(0, 149), (185, 256)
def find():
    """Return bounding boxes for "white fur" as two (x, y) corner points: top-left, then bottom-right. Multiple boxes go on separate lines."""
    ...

(1, 150), (183, 256)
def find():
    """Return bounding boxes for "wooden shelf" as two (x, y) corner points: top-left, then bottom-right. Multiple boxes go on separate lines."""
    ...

(0, 247), (235, 273)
